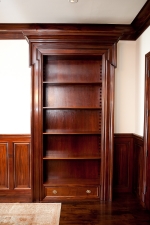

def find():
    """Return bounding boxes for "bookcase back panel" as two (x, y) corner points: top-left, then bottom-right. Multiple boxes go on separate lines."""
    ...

(43, 110), (101, 132)
(43, 135), (101, 158)
(43, 160), (100, 181)
(44, 59), (102, 83)
(43, 85), (102, 108)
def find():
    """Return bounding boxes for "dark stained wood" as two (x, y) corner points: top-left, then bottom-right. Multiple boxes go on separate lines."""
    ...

(43, 135), (100, 158)
(113, 134), (146, 209)
(42, 56), (102, 202)
(14, 143), (31, 188)
(0, 135), (31, 202)
(0, 32), (24, 39)
(144, 52), (150, 210)
(44, 110), (101, 133)
(100, 51), (115, 201)
(27, 31), (116, 202)
(133, 134), (144, 202)
(0, 24), (134, 40)
(44, 59), (102, 82)
(0, 0), (150, 41)
(131, 0), (150, 39)
(113, 134), (134, 193)
(59, 194), (150, 225)
(0, 143), (8, 188)
(0, 190), (32, 203)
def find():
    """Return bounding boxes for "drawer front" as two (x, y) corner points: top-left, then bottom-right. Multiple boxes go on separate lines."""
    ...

(45, 186), (99, 198)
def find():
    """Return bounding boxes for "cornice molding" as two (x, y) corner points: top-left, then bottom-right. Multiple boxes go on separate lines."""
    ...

(0, 1), (149, 40)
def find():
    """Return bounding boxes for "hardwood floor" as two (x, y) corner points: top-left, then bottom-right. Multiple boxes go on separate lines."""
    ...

(59, 194), (150, 225)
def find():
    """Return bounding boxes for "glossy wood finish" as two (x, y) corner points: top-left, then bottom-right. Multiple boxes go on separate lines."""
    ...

(0, 133), (147, 208)
(43, 135), (100, 158)
(0, 135), (31, 202)
(131, 0), (150, 39)
(42, 56), (102, 202)
(59, 194), (150, 225)
(144, 52), (150, 210)
(25, 30), (116, 202)
(114, 134), (134, 193)
(14, 143), (30, 188)
(133, 134), (144, 203)
(0, 24), (133, 40)
(0, 143), (8, 188)
(0, 1), (149, 40)
(114, 134), (146, 207)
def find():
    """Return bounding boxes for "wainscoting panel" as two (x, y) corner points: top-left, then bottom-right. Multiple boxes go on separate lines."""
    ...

(14, 143), (31, 189)
(133, 135), (144, 202)
(114, 133), (144, 205)
(0, 143), (8, 189)
(0, 135), (31, 202)
(0, 133), (145, 203)
(114, 134), (133, 192)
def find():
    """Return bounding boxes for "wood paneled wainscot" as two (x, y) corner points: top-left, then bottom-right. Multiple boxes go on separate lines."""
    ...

(113, 134), (134, 193)
(0, 135), (31, 202)
(114, 134), (144, 204)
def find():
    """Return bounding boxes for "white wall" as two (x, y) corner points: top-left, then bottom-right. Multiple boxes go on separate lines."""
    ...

(0, 40), (31, 134)
(114, 26), (150, 135)
(135, 26), (150, 136)
(114, 41), (136, 133)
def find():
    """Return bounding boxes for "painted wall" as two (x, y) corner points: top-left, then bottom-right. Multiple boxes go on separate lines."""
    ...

(135, 26), (150, 136)
(114, 41), (136, 133)
(114, 26), (150, 135)
(0, 40), (31, 134)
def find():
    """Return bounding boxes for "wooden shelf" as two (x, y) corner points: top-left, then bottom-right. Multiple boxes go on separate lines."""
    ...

(43, 107), (102, 110)
(43, 156), (101, 160)
(43, 178), (100, 186)
(43, 131), (101, 135)
(43, 82), (102, 85)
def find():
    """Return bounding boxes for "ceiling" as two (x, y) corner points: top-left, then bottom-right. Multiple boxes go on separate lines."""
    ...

(0, 0), (148, 24)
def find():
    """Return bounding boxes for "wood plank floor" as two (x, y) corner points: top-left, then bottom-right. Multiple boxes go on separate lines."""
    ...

(59, 194), (150, 225)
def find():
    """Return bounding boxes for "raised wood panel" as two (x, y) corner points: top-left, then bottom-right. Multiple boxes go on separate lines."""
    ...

(113, 134), (134, 193)
(114, 133), (145, 203)
(133, 135), (144, 201)
(0, 143), (8, 189)
(14, 143), (31, 189)
(0, 135), (31, 202)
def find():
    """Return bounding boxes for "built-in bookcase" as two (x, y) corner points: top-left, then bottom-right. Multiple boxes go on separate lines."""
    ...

(42, 56), (102, 200)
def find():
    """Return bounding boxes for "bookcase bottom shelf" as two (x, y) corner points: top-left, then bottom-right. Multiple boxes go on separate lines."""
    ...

(43, 178), (100, 186)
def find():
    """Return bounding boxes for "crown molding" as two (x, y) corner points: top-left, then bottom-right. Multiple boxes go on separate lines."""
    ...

(0, 1), (149, 40)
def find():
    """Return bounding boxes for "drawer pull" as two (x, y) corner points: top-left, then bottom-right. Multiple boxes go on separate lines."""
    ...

(86, 190), (91, 194)
(53, 190), (57, 194)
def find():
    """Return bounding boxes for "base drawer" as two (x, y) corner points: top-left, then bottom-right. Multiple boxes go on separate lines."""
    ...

(45, 186), (99, 198)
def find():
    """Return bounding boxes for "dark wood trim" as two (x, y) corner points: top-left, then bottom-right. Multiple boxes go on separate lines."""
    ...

(0, 134), (30, 140)
(144, 52), (150, 210)
(0, 0), (149, 41)
(0, 23), (139, 41)
(131, 0), (150, 39)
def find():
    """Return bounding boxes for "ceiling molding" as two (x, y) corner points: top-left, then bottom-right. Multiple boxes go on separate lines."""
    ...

(131, 0), (150, 39)
(0, 1), (149, 40)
